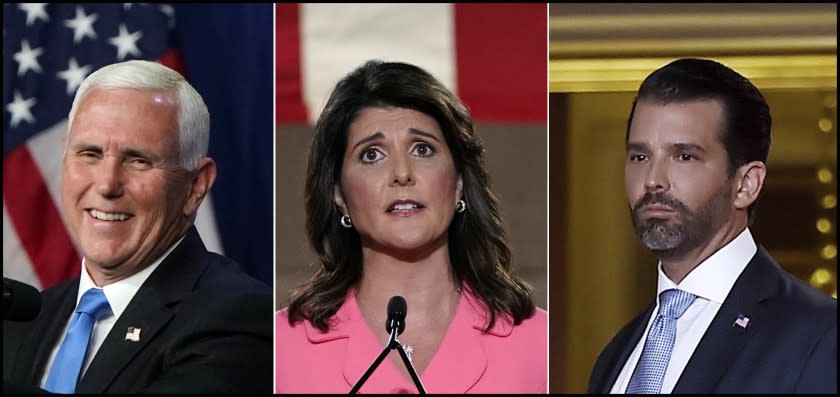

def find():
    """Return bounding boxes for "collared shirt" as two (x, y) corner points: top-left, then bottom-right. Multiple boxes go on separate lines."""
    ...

(40, 235), (185, 387)
(611, 227), (757, 394)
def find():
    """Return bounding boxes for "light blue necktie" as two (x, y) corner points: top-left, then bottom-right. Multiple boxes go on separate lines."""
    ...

(44, 288), (112, 394)
(626, 289), (697, 394)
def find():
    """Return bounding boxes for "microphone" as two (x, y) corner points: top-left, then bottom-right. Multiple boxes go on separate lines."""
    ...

(350, 295), (426, 394)
(3, 277), (42, 321)
(385, 295), (406, 335)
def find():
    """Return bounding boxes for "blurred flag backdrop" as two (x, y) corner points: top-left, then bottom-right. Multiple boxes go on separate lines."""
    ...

(276, 3), (546, 125)
(274, 3), (548, 309)
(3, 4), (273, 290)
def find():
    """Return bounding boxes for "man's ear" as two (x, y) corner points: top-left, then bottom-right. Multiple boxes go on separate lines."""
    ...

(733, 161), (767, 210)
(183, 158), (217, 217)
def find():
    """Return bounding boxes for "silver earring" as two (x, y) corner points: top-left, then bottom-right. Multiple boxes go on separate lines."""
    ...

(455, 199), (466, 214)
(340, 215), (352, 228)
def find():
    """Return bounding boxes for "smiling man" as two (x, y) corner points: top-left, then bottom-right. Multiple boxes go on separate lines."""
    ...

(3, 60), (272, 394)
(588, 58), (836, 394)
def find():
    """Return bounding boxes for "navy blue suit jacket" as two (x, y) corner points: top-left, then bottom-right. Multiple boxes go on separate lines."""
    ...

(3, 227), (273, 393)
(589, 246), (837, 394)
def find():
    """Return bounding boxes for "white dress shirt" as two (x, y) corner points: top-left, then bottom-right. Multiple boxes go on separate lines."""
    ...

(40, 236), (184, 387)
(611, 227), (757, 394)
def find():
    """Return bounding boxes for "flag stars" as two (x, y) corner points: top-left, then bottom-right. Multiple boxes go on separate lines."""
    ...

(159, 5), (175, 29)
(18, 3), (49, 26)
(13, 40), (44, 76)
(6, 91), (37, 128)
(108, 24), (143, 61)
(57, 58), (92, 95)
(64, 6), (99, 44)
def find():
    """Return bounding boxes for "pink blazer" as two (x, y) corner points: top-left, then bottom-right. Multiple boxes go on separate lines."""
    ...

(275, 287), (547, 394)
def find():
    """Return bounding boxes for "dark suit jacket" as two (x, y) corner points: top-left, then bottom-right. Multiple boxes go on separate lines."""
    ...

(3, 227), (273, 394)
(589, 246), (837, 394)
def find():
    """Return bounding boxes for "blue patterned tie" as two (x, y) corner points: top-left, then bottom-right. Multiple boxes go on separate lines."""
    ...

(44, 288), (112, 393)
(626, 289), (697, 394)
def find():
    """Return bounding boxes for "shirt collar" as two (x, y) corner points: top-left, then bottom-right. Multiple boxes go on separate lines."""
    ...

(78, 234), (186, 319)
(656, 227), (757, 304)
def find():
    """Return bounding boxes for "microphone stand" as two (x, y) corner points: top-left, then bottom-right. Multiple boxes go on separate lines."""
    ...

(349, 322), (426, 394)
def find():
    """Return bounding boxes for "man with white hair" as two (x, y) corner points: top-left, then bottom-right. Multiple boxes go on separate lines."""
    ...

(3, 60), (272, 393)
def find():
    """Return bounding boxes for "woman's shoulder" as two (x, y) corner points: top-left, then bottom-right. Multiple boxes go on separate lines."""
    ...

(471, 307), (546, 393)
(275, 307), (307, 338)
(275, 302), (356, 341)
(275, 307), (291, 325)
(460, 287), (547, 339)
(524, 306), (548, 326)
(510, 306), (547, 338)
(275, 307), (339, 364)
(274, 307), (353, 393)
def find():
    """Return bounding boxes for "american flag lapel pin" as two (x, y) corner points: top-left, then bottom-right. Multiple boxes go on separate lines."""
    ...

(733, 313), (750, 329)
(125, 327), (142, 342)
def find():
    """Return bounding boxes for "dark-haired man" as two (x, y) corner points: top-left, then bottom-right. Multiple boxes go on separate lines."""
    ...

(589, 58), (836, 394)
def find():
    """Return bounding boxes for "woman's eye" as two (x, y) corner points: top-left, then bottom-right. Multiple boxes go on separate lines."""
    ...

(361, 147), (383, 163)
(412, 142), (434, 157)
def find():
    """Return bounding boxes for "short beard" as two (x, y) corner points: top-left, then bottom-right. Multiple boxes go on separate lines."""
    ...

(630, 182), (732, 259)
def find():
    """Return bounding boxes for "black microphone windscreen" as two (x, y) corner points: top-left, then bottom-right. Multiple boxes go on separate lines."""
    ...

(386, 296), (407, 335)
(3, 277), (42, 322)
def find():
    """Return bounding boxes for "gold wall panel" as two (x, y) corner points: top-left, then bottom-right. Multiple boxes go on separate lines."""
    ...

(548, 3), (836, 393)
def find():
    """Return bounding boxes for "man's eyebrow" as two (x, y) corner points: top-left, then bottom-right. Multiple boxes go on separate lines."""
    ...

(69, 142), (102, 152)
(68, 143), (159, 161)
(625, 142), (707, 153)
(626, 142), (648, 152)
(123, 147), (155, 159)
(672, 143), (706, 152)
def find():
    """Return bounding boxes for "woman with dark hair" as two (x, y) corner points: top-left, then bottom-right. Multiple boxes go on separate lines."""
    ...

(275, 60), (546, 394)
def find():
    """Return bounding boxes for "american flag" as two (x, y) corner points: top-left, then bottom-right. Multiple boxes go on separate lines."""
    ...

(124, 326), (141, 342)
(275, 3), (547, 125)
(3, 4), (273, 290)
(733, 313), (750, 329)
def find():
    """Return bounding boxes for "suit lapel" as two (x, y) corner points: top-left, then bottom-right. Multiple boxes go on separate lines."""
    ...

(77, 228), (209, 393)
(338, 287), (489, 393)
(339, 292), (418, 393)
(673, 246), (778, 393)
(14, 280), (78, 385)
(76, 284), (177, 393)
(421, 289), (488, 393)
(597, 305), (654, 393)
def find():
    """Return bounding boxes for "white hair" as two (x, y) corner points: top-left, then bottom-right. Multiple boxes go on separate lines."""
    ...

(67, 60), (210, 171)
